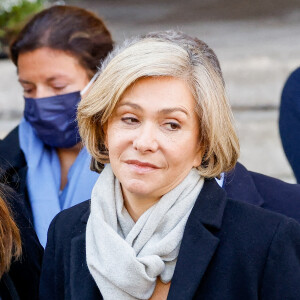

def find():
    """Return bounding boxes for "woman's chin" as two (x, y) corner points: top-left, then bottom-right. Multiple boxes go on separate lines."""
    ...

(121, 180), (157, 200)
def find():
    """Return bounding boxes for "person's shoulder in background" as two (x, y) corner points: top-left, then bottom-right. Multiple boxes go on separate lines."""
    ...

(224, 162), (300, 223)
(279, 67), (300, 183)
(0, 126), (33, 223)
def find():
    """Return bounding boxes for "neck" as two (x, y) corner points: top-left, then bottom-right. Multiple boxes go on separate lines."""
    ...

(122, 189), (160, 222)
(56, 142), (82, 190)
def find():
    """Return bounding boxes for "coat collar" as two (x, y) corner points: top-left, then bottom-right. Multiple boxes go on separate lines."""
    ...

(70, 230), (103, 300)
(70, 202), (102, 300)
(81, 203), (90, 224)
(223, 162), (264, 206)
(168, 178), (226, 300)
(72, 179), (228, 300)
(0, 126), (27, 188)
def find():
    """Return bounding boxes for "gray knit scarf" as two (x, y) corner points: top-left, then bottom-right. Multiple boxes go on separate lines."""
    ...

(86, 164), (204, 300)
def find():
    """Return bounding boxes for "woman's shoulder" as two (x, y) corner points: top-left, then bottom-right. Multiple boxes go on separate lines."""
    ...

(48, 200), (91, 238)
(225, 196), (298, 228)
(223, 197), (300, 248)
(226, 196), (285, 222)
(43, 200), (90, 266)
(225, 199), (300, 296)
(52, 199), (91, 224)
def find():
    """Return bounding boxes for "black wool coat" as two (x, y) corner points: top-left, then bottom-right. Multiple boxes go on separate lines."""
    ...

(39, 179), (300, 300)
(1, 126), (300, 224)
(0, 127), (32, 222)
(0, 188), (43, 300)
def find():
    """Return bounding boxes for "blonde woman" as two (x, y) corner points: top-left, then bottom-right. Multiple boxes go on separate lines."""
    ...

(40, 31), (300, 299)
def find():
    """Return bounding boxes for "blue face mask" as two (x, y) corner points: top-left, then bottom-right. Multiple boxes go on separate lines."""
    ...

(23, 72), (100, 148)
(24, 91), (81, 148)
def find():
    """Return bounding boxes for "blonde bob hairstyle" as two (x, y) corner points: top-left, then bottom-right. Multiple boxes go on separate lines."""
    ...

(77, 30), (239, 178)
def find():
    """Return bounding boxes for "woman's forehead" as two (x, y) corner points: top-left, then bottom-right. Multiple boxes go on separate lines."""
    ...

(114, 77), (197, 116)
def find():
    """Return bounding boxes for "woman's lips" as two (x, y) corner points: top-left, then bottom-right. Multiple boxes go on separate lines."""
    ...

(125, 160), (159, 173)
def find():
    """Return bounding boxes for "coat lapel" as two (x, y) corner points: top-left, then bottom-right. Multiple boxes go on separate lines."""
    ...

(69, 209), (103, 300)
(168, 179), (227, 300)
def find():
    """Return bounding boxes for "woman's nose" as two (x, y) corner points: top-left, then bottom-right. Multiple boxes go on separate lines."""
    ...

(133, 123), (159, 153)
(34, 86), (54, 99)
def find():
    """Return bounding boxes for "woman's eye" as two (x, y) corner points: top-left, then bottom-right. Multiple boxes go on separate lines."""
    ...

(53, 86), (66, 90)
(165, 122), (181, 131)
(23, 88), (34, 96)
(121, 117), (139, 124)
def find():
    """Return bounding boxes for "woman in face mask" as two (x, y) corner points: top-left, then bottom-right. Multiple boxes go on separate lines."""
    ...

(0, 5), (113, 247)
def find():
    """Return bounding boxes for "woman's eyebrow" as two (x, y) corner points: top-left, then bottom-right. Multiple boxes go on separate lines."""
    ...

(18, 79), (32, 84)
(118, 102), (189, 116)
(118, 102), (142, 111)
(158, 107), (189, 116)
(46, 75), (69, 83)
(19, 75), (69, 84)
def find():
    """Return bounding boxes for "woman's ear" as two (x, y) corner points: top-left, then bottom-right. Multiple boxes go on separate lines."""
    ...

(193, 154), (202, 168)
(193, 144), (204, 168)
(102, 122), (109, 150)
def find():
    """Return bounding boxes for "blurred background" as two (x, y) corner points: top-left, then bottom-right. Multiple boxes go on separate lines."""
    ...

(0, 0), (299, 182)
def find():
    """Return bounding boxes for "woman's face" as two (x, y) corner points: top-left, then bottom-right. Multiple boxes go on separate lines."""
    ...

(18, 47), (90, 98)
(106, 76), (202, 203)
